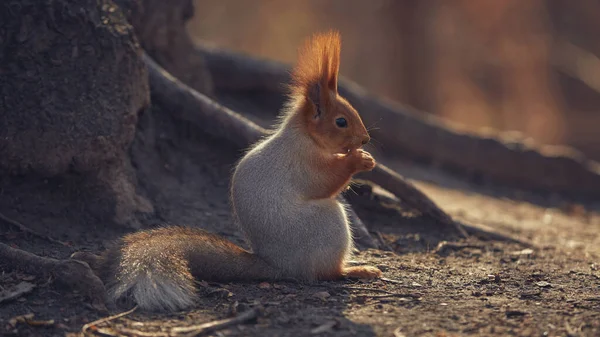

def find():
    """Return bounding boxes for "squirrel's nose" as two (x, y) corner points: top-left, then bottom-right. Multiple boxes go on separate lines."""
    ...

(361, 135), (370, 145)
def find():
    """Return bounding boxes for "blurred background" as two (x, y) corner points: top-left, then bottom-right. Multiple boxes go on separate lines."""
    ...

(189, 0), (600, 161)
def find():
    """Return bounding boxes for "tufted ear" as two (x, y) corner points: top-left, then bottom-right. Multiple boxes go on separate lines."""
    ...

(308, 82), (323, 118)
(327, 37), (340, 93)
(291, 30), (341, 118)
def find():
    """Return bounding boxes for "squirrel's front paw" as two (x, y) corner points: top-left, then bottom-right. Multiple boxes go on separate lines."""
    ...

(352, 149), (376, 172)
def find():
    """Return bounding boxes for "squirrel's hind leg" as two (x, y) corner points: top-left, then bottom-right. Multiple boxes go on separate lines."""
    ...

(318, 265), (382, 281)
(342, 266), (382, 279)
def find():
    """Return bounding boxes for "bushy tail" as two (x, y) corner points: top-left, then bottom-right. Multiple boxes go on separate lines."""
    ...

(105, 257), (197, 312)
(76, 226), (281, 312)
(98, 229), (199, 312)
(72, 250), (194, 311)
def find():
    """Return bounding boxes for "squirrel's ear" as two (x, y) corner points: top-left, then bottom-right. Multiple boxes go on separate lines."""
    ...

(327, 67), (338, 93)
(308, 82), (323, 119)
(291, 30), (341, 118)
(327, 41), (340, 93)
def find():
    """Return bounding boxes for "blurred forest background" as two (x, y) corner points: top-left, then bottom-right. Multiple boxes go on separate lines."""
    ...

(189, 0), (600, 161)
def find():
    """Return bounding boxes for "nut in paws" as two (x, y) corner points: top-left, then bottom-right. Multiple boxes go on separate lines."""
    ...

(357, 149), (376, 171)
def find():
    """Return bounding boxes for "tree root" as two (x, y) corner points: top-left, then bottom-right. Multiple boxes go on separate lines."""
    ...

(356, 165), (468, 238)
(0, 210), (70, 247)
(144, 54), (469, 243)
(0, 242), (107, 312)
(457, 221), (536, 248)
(344, 200), (380, 249)
(197, 45), (600, 198)
(143, 53), (263, 149)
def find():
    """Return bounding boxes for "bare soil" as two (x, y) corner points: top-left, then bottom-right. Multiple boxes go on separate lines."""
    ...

(1, 96), (599, 337)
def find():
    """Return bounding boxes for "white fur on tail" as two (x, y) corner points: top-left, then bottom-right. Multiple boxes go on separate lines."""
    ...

(107, 272), (196, 312)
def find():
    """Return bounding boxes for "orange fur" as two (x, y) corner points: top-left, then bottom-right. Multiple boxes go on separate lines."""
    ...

(285, 30), (375, 200)
(289, 30), (368, 155)
(319, 265), (383, 281)
(290, 30), (341, 96)
(342, 266), (383, 279)
(309, 149), (376, 199)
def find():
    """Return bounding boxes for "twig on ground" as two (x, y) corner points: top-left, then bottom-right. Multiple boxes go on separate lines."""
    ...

(394, 327), (407, 337)
(433, 240), (486, 256)
(81, 306), (138, 336)
(356, 292), (420, 300)
(0, 211), (70, 246)
(116, 327), (169, 337)
(339, 286), (422, 299)
(375, 231), (394, 251)
(170, 308), (258, 336)
(380, 277), (403, 284)
(83, 308), (259, 337)
(310, 320), (339, 334)
(0, 281), (36, 304)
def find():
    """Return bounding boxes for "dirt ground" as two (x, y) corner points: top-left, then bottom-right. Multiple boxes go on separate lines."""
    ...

(1, 92), (599, 336)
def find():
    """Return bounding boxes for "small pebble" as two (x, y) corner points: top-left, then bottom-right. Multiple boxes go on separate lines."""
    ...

(536, 281), (551, 288)
(312, 291), (331, 300)
(258, 282), (271, 289)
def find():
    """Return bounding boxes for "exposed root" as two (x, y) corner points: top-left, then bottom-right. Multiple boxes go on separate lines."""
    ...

(0, 242), (107, 312)
(358, 165), (468, 238)
(0, 211), (70, 247)
(459, 221), (536, 248)
(344, 204), (379, 249)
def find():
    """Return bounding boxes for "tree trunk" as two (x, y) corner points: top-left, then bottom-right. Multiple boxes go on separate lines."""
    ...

(117, 0), (214, 96)
(0, 0), (153, 226)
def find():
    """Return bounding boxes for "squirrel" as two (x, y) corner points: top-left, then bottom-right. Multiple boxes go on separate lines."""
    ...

(71, 30), (382, 312)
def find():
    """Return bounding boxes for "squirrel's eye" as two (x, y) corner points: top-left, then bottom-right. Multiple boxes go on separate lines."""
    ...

(335, 117), (348, 128)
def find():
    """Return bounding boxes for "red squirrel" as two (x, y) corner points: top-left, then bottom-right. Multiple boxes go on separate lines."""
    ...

(72, 30), (382, 312)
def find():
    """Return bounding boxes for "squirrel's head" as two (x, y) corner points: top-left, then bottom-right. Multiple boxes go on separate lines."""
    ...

(289, 30), (370, 154)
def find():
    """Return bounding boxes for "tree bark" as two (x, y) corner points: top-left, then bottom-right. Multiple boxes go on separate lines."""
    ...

(0, 0), (153, 226)
(117, 0), (214, 96)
